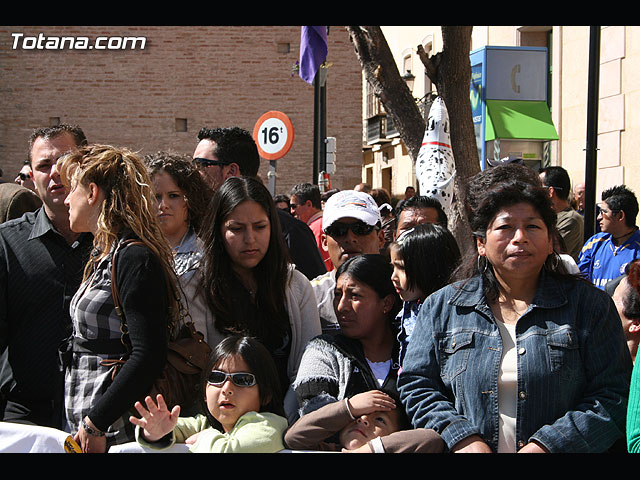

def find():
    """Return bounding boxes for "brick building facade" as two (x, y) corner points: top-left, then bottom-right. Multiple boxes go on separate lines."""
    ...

(0, 25), (363, 195)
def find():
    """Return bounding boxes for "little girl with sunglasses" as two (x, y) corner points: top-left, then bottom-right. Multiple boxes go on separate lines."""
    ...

(129, 335), (288, 453)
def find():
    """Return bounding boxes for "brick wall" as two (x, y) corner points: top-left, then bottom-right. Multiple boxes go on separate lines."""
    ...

(0, 26), (363, 194)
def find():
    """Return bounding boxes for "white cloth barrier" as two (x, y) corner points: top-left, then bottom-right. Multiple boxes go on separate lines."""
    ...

(108, 442), (327, 453)
(0, 422), (81, 453)
(108, 442), (190, 453)
(0, 422), (329, 453)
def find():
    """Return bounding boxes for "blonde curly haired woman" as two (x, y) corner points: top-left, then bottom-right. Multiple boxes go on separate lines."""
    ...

(57, 145), (180, 453)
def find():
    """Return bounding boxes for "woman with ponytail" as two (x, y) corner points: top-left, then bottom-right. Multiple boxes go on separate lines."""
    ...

(58, 145), (180, 453)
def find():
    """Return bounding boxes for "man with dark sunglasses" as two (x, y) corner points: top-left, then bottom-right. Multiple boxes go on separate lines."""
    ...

(193, 127), (260, 191)
(310, 190), (385, 334)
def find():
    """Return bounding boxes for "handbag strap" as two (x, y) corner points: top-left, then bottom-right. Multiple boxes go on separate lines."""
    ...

(111, 238), (146, 317)
(111, 239), (146, 352)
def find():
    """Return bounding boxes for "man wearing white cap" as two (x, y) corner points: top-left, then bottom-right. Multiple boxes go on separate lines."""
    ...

(310, 190), (385, 334)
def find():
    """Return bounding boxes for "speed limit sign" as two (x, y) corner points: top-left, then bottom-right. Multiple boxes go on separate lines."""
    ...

(253, 111), (294, 160)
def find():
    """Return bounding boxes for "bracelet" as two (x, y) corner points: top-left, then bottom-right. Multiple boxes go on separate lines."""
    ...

(344, 399), (356, 420)
(82, 418), (105, 437)
(368, 436), (385, 453)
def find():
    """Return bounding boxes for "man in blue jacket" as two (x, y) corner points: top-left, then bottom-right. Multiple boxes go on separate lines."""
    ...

(578, 185), (640, 289)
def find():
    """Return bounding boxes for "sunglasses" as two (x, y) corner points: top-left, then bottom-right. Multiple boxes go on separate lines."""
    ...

(193, 157), (230, 169)
(207, 370), (256, 387)
(597, 204), (620, 217)
(325, 221), (377, 238)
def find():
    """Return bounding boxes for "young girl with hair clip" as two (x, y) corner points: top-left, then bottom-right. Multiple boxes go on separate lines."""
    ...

(58, 144), (181, 453)
(389, 223), (461, 367)
(130, 335), (288, 453)
(198, 176), (321, 420)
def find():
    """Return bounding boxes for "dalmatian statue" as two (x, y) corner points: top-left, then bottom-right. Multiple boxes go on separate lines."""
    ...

(415, 96), (456, 212)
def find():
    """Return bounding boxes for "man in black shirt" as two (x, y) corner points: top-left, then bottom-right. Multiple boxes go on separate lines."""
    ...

(0, 124), (93, 429)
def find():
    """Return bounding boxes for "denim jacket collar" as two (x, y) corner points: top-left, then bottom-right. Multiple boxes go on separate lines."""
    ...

(448, 270), (568, 312)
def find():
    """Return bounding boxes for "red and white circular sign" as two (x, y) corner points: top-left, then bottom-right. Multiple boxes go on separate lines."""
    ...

(253, 111), (294, 160)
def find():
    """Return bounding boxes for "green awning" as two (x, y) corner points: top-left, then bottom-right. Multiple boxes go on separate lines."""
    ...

(485, 99), (558, 142)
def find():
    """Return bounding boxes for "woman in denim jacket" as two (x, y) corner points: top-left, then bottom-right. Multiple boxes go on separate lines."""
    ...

(398, 178), (632, 453)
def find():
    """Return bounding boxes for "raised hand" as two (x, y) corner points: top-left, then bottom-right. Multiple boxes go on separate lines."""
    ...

(129, 394), (181, 442)
(346, 390), (396, 418)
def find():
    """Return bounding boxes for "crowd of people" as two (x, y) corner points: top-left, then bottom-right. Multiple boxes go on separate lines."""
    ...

(1, 123), (640, 454)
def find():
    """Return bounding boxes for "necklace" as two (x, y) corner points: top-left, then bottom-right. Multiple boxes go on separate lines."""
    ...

(493, 297), (529, 325)
(247, 287), (257, 303)
(613, 227), (637, 243)
(242, 280), (257, 301)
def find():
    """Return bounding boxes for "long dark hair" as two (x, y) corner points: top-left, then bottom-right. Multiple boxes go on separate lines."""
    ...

(200, 176), (291, 337)
(199, 335), (285, 430)
(391, 223), (461, 300)
(335, 254), (402, 324)
(455, 178), (577, 302)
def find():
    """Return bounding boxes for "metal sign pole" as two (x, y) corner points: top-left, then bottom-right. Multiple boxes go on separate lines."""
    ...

(584, 26), (601, 240)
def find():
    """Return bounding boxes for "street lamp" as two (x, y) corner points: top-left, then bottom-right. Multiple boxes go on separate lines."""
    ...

(402, 70), (415, 93)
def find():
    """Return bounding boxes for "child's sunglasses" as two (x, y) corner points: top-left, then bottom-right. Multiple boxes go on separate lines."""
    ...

(208, 371), (256, 387)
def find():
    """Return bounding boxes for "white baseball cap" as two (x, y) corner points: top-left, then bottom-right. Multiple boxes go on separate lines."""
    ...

(322, 190), (382, 232)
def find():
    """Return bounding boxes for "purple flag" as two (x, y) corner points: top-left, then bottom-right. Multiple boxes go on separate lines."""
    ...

(299, 26), (328, 84)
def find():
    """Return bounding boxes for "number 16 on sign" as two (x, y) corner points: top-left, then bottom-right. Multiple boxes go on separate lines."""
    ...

(253, 111), (294, 194)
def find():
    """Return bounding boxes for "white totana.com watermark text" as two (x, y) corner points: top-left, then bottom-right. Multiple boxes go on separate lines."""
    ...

(11, 33), (147, 50)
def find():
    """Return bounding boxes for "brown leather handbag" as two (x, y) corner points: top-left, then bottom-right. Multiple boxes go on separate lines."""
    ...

(102, 239), (212, 411)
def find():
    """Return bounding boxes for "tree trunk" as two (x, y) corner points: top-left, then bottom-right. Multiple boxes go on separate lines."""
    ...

(418, 26), (480, 251)
(347, 26), (480, 252)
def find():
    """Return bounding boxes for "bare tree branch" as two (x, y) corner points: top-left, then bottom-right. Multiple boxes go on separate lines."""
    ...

(417, 44), (439, 82)
(346, 26), (426, 161)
